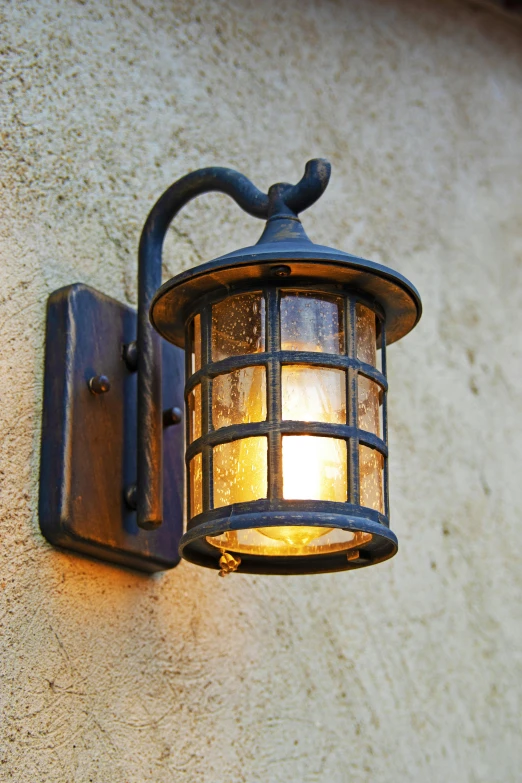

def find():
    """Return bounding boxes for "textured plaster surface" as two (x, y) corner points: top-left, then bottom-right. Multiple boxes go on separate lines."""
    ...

(1, 0), (522, 781)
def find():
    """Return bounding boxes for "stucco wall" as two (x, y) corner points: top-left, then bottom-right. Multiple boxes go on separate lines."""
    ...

(1, 0), (522, 780)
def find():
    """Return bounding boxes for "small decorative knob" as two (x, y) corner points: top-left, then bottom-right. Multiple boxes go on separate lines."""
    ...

(163, 406), (183, 427)
(124, 484), (137, 510)
(88, 375), (111, 395)
(122, 341), (138, 372)
(270, 264), (291, 277)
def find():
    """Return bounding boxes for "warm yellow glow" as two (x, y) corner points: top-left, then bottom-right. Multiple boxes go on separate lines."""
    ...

(260, 525), (331, 547)
(282, 365), (345, 424)
(205, 302), (358, 554)
(257, 435), (347, 549)
(213, 436), (267, 508)
(258, 359), (347, 549)
(193, 295), (381, 561)
(204, 355), (372, 556)
(282, 435), (347, 502)
(206, 527), (372, 557)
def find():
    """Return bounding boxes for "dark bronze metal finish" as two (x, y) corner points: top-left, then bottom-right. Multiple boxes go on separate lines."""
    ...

(124, 484), (138, 511)
(163, 406), (183, 427)
(270, 264), (292, 277)
(136, 159), (332, 531)
(40, 159), (421, 576)
(122, 341), (138, 372)
(88, 374), (111, 395)
(178, 283), (394, 575)
(138, 158), (419, 574)
(39, 284), (184, 572)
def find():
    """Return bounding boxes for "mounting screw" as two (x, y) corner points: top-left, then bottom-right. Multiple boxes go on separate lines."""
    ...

(163, 406), (183, 427)
(124, 484), (137, 510)
(122, 341), (138, 372)
(88, 375), (111, 395)
(270, 264), (291, 277)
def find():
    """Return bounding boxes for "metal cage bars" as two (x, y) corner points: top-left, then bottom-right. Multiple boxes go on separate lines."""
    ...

(184, 285), (389, 525)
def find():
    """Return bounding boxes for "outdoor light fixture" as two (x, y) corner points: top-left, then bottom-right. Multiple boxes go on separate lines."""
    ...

(39, 159), (421, 575)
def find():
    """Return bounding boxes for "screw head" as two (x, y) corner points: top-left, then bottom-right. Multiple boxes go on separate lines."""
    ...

(163, 406), (183, 427)
(88, 375), (111, 394)
(122, 341), (138, 372)
(270, 264), (291, 277)
(124, 484), (137, 510)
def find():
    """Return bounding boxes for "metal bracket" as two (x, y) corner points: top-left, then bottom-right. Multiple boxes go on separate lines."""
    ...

(39, 284), (184, 572)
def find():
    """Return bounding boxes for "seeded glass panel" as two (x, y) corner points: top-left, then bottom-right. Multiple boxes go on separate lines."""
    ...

(358, 375), (381, 437)
(282, 366), (346, 424)
(187, 384), (202, 443)
(213, 367), (267, 430)
(359, 444), (384, 513)
(283, 436), (347, 502)
(190, 314), (202, 375)
(212, 294), (265, 361)
(213, 436), (268, 508)
(375, 320), (383, 373)
(189, 453), (203, 518)
(280, 293), (344, 353)
(356, 304), (377, 366)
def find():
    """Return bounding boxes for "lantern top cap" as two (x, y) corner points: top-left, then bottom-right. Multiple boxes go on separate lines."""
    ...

(262, 158), (332, 220)
(149, 159), (422, 348)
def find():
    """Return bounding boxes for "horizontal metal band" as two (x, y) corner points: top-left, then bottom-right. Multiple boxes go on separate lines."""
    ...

(185, 497), (389, 532)
(185, 420), (387, 462)
(185, 352), (387, 394)
(181, 280), (386, 333)
(183, 277), (386, 326)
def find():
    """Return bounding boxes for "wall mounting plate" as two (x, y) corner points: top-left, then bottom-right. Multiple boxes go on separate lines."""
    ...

(39, 284), (184, 573)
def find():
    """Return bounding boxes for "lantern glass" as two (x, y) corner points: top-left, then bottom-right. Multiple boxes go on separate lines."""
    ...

(189, 453), (203, 518)
(212, 293), (265, 361)
(190, 313), (202, 374)
(282, 435), (347, 501)
(356, 303), (377, 366)
(182, 283), (392, 570)
(280, 292), (344, 353)
(358, 375), (382, 438)
(282, 365), (346, 424)
(213, 367), (267, 430)
(213, 436), (268, 508)
(187, 383), (202, 442)
(359, 444), (384, 513)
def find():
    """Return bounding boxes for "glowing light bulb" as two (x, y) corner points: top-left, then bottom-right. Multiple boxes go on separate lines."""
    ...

(255, 355), (348, 551)
(255, 434), (347, 550)
(259, 524), (330, 547)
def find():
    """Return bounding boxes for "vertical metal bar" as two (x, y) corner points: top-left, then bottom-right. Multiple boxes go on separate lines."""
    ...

(201, 305), (213, 511)
(342, 293), (350, 503)
(137, 234), (163, 530)
(346, 297), (359, 505)
(185, 320), (193, 521)
(266, 287), (282, 500)
(380, 319), (390, 520)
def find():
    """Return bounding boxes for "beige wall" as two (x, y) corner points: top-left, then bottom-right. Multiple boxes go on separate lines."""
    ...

(2, 1), (522, 780)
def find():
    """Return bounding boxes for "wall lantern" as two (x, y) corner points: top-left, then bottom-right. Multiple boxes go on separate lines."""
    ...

(39, 160), (421, 576)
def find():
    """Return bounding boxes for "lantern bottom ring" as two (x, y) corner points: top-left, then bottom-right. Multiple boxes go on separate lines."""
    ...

(179, 506), (397, 575)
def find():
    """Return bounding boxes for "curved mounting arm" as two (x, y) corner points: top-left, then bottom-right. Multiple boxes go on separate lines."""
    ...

(136, 159), (331, 529)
